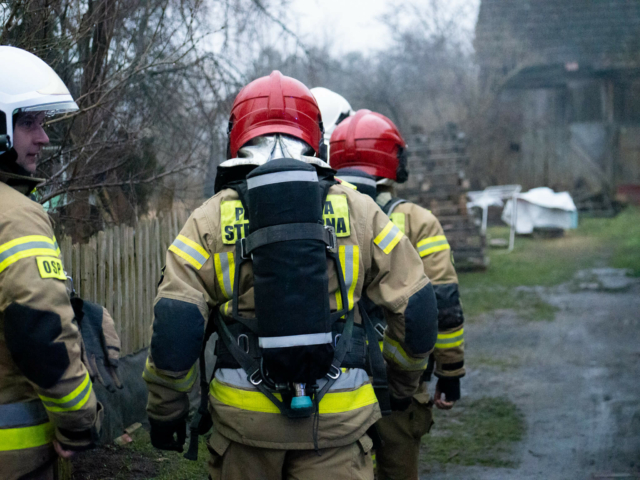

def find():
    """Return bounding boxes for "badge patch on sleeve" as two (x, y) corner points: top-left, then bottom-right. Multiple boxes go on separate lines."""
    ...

(36, 257), (67, 280)
(323, 195), (351, 237)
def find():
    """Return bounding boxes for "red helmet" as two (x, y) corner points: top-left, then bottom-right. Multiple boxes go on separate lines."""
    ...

(329, 109), (407, 181)
(227, 71), (324, 159)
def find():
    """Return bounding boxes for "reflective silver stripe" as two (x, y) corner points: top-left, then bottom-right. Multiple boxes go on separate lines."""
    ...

(418, 239), (448, 253)
(259, 332), (332, 349)
(219, 253), (233, 297)
(376, 224), (401, 251)
(171, 238), (208, 266)
(0, 401), (48, 428)
(247, 170), (319, 189)
(214, 367), (369, 391)
(40, 378), (92, 411)
(338, 175), (377, 188)
(343, 245), (354, 289)
(0, 241), (57, 263)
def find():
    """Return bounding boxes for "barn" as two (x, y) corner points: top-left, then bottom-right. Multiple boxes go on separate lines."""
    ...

(475, 0), (640, 208)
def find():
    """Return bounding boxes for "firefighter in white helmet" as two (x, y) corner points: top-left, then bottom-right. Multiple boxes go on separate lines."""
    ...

(0, 46), (102, 480)
(310, 87), (354, 150)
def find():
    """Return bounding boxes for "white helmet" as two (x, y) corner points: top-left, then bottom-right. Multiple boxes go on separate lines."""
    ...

(0, 46), (78, 152)
(310, 87), (354, 144)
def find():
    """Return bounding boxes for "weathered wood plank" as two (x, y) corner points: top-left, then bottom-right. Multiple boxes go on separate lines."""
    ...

(106, 228), (114, 316)
(121, 226), (130, 355)
(113, 225), (122, 341)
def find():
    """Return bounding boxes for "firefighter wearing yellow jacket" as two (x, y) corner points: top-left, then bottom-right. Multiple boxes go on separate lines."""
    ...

(0, 46), (101, 480)
(144, 72), (439, 479)
(331, 110), (465, 480)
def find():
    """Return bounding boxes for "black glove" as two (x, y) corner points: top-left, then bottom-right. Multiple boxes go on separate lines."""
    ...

(389, 395), (412, 412)
(149, 416), (187, 452)
(198, 411), (213, 435)
(437, 377), (461, 402)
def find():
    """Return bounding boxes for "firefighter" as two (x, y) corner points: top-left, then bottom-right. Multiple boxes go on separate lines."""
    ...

(0, 46), (102, 480)
(310, 87), (354, 148)
(330, 110), (466, 480)
(144, 71), (439, 479)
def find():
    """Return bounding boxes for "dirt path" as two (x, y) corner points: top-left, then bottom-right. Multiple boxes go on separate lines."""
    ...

(421, 281), (640, 480)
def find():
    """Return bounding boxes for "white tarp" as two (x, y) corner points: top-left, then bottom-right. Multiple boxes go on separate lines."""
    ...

(502, 187), (578, 234)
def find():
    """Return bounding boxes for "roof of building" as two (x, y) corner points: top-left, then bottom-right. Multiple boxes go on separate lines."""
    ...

(475, 0), (640, 74)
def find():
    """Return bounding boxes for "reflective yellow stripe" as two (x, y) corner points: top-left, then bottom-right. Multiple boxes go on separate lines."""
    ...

(339, 179), (358, 190)
(374, 221), (403, 254)
(179, 235), (208, 258)
(169, 235), (210, 270)
(438, 328), (464, 340)
(389, 212), (405, 234)
(39, 372), (92, 412)
(53, 235), (61, 256)
(142, 359), (197, 392)
(420, 244), (451, 257)
(335, 245), (359, 311)
(0, 422), (54, 451)
(382, 335), (429, 371)
(0, 235), (59, 273)
(417, 235), (450, 257)
(436, 329), (464, 349)
(435, 339), (464, 349)
(214, 252), (235, 299)
(209, 380), (377, 414)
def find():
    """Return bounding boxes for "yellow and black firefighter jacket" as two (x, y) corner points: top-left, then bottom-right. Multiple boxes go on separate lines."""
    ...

(0, 173), (101, 479)
(376, 188), (465, 400)
(144, 168), (439, 450)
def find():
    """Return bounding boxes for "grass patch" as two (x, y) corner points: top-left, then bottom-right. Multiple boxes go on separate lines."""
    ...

(468, 354), (521, 371)
(580, 208), (640, 276)
(126, 428), (209, 480)
(462, 287), (558, 321)
(458, 207), (640, 319)
(423, 397), (526, 468)
(72, 427), (209, 480)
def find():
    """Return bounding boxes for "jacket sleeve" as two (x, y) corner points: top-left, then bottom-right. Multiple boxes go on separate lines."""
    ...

(362, 201), (439, 399)
(410, 206), (465, 398)
(0, 203), (100, 450)
(144, 206), (220, 422)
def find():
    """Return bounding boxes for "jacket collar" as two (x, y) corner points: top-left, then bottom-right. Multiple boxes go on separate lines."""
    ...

(0, 149), (44, 196)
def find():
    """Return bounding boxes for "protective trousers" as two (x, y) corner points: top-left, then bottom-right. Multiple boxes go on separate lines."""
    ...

(374, 400), (434, 480)
(207, 429), (374, 480)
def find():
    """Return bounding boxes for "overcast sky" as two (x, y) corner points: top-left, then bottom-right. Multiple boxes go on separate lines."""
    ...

(289, 0), (480, 55)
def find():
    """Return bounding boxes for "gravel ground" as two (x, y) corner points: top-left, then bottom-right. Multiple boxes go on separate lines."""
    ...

(421, 278), (640, 480)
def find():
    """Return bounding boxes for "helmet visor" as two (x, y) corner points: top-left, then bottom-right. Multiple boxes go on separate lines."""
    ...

(20, 100), (79, 116)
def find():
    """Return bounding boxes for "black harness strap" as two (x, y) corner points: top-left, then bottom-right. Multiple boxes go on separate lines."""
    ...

(184, 311), (218, 461)
(215, 313), (291, 416)
(359, 304), (391, 416)
(382, 197), (407, 216)
(242, 223), (335, 256)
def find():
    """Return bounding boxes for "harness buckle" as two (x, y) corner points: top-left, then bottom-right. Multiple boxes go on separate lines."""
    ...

(325, 225), (338, 253)
(237, 334), (250, 354)
(374, 323), (386, 339)
(326, 364), (341, 380)
(334, 333), (342, 347)
(248, 370), (263, 386)
(240, 237), (250, 259)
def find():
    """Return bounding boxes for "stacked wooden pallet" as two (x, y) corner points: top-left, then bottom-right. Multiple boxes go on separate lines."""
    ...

(397, 125), (488, 270)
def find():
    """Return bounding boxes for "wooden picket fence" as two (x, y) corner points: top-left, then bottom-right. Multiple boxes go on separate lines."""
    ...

(58, 209), (192, 356)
